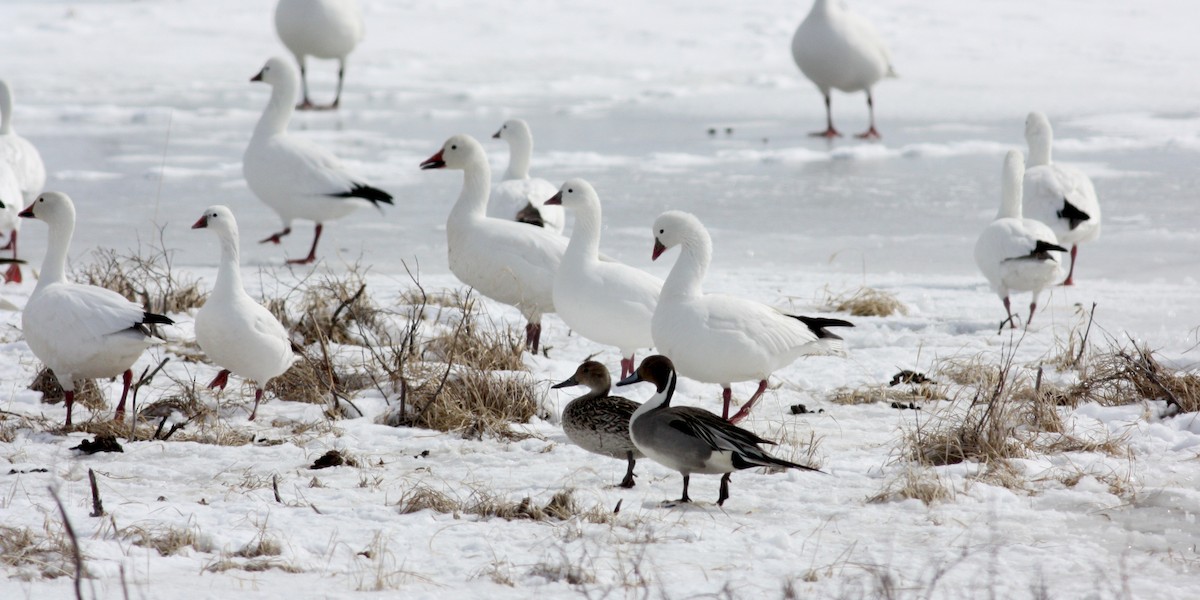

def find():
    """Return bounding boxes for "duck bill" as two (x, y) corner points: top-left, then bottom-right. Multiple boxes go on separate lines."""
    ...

(550, 375), (578, 389)
(616, 372), (643, 387)
(420, 150), (446, 170)
(544, 191), (563, 206)
(191, 216), (208, 229)
(18, 204), (35, 218)
(652, 239), (667, 261)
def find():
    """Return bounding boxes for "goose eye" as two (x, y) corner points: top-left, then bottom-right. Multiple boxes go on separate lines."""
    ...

(567, 188), (573, 193)
(658, 229), (664, 234)
(450, 144), (457, 150)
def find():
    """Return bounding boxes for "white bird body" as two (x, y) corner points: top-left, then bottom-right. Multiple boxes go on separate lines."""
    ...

(548, 179), (660, 377)
(193, 206), (296, 419)
(975, 150), (1065, 328)
(20, 192), (171, 425)
(0, 80), (46, 202)
(650, 211), (851, 422)
(244, 57), (392, 264)
(0, 161), (21, 238)
(791, 0), (894, 137)
(274, 0), (363, 109)
(490, 119), (564, 233)
(421, 134), (565, 352)
(1022, 113), (1101, 285)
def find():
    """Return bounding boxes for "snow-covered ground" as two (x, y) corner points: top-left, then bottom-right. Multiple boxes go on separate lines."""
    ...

(2, 0), (1200, 598)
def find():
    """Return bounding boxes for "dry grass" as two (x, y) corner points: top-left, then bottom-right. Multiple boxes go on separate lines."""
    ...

(124, 524), (210, 556)
(0, 525), (74, 580)
(202, 557), (303, 574)
(869, 467), (954, 506)
(397, 486), (614, 524)
(1059, 343), (1200, 414)
(823, 286), (908, 318)
(269, 270), (379, 346)
(30, 368), (105, 411)
(74, 240), (204, 314)
(828, 383), (944, 405)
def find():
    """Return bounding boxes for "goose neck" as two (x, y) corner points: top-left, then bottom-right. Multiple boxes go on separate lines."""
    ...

(1027, 137), (1052, 167)
(562, 204), (602, 265)
(449, 158), (493, 222)
(212, 232), (245, 298)
(503, 137), (532, 181)
(998, 167), (1024, 219)
(0, 87), (12, 135)
(35, 218), (74, 293)
(253, 82), (295, 139)
(661, 237), (710, 299)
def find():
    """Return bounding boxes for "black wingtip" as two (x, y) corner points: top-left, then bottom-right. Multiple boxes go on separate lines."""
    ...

(1057, 199), (1090, 230)
(331, 183), (394, 207)
(1033, 240), (1069, 255)
(142, 312), (175, 326)
(794, 316), (855, 340)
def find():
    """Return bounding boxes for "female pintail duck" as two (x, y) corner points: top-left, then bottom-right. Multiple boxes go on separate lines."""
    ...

(552, 361), (644, 488)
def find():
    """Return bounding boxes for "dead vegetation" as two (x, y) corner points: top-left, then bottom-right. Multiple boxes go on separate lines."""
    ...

(74, 238), (204, 314)
(396, 486), (614, 524)
(828, 383), (944, 405)
(0, 525), (75, 580)
(30, 368), (105, 411)
(868, 467), (954, 506)
(823, 286), (908, 318)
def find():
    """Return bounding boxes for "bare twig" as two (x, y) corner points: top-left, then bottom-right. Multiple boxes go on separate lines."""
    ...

(88, 469), (104, 517)
(1076, 302), (1098, 365)
(272, 475), (283, 504)
(49, 487), (84, 600)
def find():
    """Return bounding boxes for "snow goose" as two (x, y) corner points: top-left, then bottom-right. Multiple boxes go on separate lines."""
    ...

(546, 178), (660, 378)
(1022, 112), (1101, 285)
(193, 205), (297, 420)
(791, 0), (895, 138)
(0, 162), (23, 284)
(274, 0), (364, 110)
(244, 57), (393, 265)
(650, 210), (852, 423)
(0, 80), (46, 283)
(19, 192), (174, 426)
(617, 355), (821, 506)
(976, 150), (1067, 330)
(551, 361), (644, 488)
(490, 119), (564, 233)
(420, 134), (564, 353)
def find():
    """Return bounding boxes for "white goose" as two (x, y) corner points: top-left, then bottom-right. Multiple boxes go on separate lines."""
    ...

(546, 178), (660, 378)
(420, 134), (565, 353)
(976, 150), (1067, 330)
(20, 192), (174, 426)
(490, 119), (564, 233)
(274, 0), (364, 110)
(1022, 112), (1101, 286)
(244, 57), (392, 265)
(791, 0), (895, 139)
(193, 205), (297, 421)
(0, 162), (22, 284)
(0, 80), (46, 283)
(650, 211), (852, 423)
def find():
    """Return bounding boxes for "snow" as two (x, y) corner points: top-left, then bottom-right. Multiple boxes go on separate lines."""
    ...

(2, 0), (1200, 598)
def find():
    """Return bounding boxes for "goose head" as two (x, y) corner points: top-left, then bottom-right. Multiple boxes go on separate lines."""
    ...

(616, 355), (675, 393)
(651, 210), (705, 261)
(250, 57), (295, 87)
(1024, 111), (1053, 148)
(551, 360), (612, 391)
(192, 205), (238, 237)
(420, 134), (485, 171)
(19, 191), (75, 226)
(543, 178), (597, 209)
(491, 118), (532, 143)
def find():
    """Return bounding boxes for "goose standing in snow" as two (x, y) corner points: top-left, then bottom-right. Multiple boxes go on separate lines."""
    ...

(546, 178), (660, 378)
(1022, 112), (1101, 286)
(0, 80), (46, 283)
(0, 163), (23, 283)
(490, 119), (564, 233)
(976, 150), (1067, 330)
(551, 361), (643, 488)
(420, 134), (564, 353)
(617, 355), (821, 506)
(244, 57), (392, 265)
(274, 0), (364, 110)
(19, 192), (174, 426)
(650, 211), (852, 424)
(193, 206), (297, 421)
(791, 0), (895, 139)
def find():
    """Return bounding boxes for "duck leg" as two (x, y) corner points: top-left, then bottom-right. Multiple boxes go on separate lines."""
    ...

(207, 369), (231, 391)
(114, 369), (133, 421)
(728, 380), (768, 424)
(809, 93), (841, 138)
(249, 388), (263, 421)
(296, 57), (315, 110)
(2, 230), (19, 284)
(620, 452), (637, 488)
(1062, 245), (1078, 286)
(259, 227), (292, 245)
(678, 475), (692, 504)
(286, 224), (322, 265)
(717, 473), (732, 506)
(855, 91), (881, 139)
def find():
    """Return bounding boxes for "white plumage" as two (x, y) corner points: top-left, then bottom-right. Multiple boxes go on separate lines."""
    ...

(547, 178), (660, 378)
(650, 211), (852, 423)
(1022, 111), (1101, 286)
(791, 0), (895, 138)
(489, 119), (564, 233)
(244, 57), (392, 265)
(193, 205), (297, 421)
(0, 80), (45, 284)
(975, 150), (1066, 330)
(420, 134), (566, 353)
(274, 0), (364, 109)
(20, 192), (173, 426)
